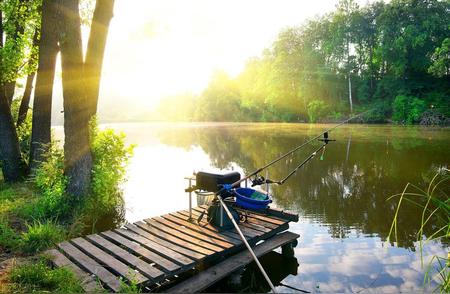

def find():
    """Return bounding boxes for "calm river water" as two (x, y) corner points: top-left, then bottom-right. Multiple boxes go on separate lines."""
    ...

(90, 123), (449, 292)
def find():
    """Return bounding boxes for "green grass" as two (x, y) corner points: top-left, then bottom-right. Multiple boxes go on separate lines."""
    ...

(20, 221), (66, 254)
(9, 257), (83, 293)
(0, 217), (21, 251)
(388, 169), (449, 292)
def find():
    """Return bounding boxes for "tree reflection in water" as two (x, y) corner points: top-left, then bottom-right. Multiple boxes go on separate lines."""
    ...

(158, 124), (449, 250)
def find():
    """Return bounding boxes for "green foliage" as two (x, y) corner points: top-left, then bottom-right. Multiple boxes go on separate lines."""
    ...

(10, 99), (33, 165)
(83, 120), (134, 230)
(388, 169), (449, 292)
(9, 258), (83, 293)
(307, 100), (328, 123)
(0, 0), (41, 84)
(20, 220), (65, 254)
(155, 0), (449, 124)
(428, 38), (450, 77)
(0, 217), (21, 251)
(32, 144), (71, 220)
(119, 275), (142, 293)
(392, 95), (427, 124)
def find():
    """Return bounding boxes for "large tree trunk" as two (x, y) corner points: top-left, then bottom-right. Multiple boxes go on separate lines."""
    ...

(0, 91), (24, 181)
(0, 9), (24, 181)
(57, 0), (92, 197)
(29, 1), (59, 171)
(85, 0), (115, 119)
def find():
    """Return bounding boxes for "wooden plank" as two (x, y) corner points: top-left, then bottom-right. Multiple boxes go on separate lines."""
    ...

(115, 227), (195, 267)
(86, 234), (164, 280)
(265, 207), (299, 222)
(71, 237), (147, 284)
(134, 220), (217, 255)
(146, 217), (224, 252)
(57, 241), (122, 292)
(167, 231), (300, 293)
(190, 207), (262, 238)
(45, 249), (99, 292)
(101, 231), (180, 273)
(172, 211), (243, 244)
(231, 206), (287, 225)
(124, 224), (206, 261)
(164, 213), (240, 247)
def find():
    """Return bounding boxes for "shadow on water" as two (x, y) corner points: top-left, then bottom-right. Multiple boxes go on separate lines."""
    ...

(205, 251), (300, 293)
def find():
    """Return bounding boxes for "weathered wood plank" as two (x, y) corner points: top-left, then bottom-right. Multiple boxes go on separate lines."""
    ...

(57, 241), (122, 292)
(265, 207), (299, 222)
(231, 206), (288, 225)
(166, 231), (300, 293)
(86, 234), (164, 280)
(177, 209), (247, 241)
(124, 224), (206, 261)
(71, 237), (147, 284)
(115, 227), (195, 267)
(134, 220), (217, 256)
(45, 249), (99, 292)
(163, 213), (242, 248)
(101, 231), (180, 273)
(146, 217), (224, 252)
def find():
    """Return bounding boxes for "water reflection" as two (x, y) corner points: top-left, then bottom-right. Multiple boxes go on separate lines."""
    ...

(156, 124), (449, 250)
(106, 122), (449, 292)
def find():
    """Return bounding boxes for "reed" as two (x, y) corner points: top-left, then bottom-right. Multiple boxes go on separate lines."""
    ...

(388, 168), (449, 292)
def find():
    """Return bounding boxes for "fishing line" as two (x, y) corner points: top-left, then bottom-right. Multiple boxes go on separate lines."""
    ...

(209, 109), (374, 293)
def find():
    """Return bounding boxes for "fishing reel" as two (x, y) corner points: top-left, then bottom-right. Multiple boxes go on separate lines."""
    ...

(251, 175), (279, 187)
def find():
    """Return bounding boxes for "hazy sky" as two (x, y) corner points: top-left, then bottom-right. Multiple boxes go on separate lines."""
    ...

(51, 0), (377, 122)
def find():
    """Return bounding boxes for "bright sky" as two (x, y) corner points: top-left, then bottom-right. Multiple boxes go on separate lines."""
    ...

(51, 0), (376, 122)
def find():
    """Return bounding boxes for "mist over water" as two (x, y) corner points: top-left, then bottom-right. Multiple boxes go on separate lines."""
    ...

(99, 122), (449, 292)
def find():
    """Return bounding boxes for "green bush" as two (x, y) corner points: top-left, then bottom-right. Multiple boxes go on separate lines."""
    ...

(9, 258), (83, 292)
(21, 221), (65, 254)
(392, 95), (427, 124)
(84, 120), (134, 230)
(307, 100), (328, 123)
(32, 145), (71, 220)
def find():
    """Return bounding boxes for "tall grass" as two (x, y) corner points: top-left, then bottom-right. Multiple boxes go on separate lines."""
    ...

(388, 168), (449, 292)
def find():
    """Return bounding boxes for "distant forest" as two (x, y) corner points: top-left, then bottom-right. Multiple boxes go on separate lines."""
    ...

(157, 0), (450, 124)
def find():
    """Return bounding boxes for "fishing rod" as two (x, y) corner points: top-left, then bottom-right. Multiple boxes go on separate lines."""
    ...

(225, 109), (372, 189)
(207, 110), (373, 294)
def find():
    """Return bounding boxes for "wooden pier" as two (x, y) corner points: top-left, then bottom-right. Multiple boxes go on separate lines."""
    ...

(45, 204), (299, 292)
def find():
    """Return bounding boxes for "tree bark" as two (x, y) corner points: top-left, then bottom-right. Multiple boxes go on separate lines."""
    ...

(0, 91), (24, 181)
(29, 0), (59, 171)
(57, 0), (92, 197)
(0, 9), (24, 181)
(85, 0), (115, 119)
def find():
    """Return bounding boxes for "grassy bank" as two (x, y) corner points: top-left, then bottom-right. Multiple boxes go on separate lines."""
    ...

(0, 122), (133, 292)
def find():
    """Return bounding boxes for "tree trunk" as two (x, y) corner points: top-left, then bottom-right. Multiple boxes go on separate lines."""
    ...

(57, 0), (92, 197)
(0, 91), (24, 181)
(17, 31), (39, 127)
(85, 0), (115, 119)
(29, 0), (59, 171)
(0, 8), (24, 181)
(17, 72), (36, 127)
